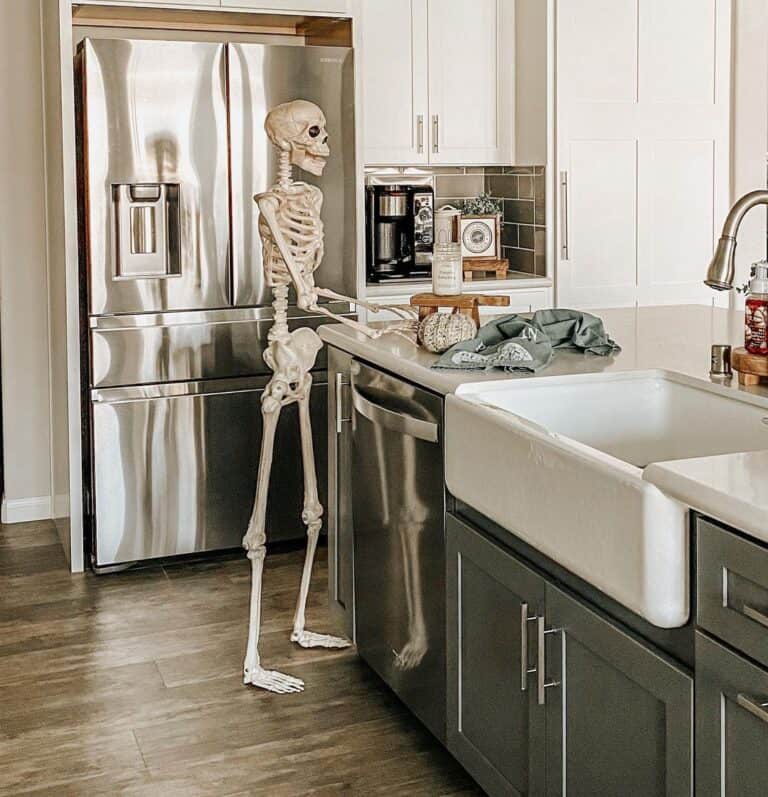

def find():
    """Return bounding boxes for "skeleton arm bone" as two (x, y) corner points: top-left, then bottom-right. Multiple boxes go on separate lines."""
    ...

(314, 287), (419, 321)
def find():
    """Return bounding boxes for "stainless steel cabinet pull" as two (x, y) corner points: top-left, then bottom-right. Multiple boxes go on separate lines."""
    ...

(351, 386), (439, 443)
(417, 115), (424, 154)
(737, 693), (768, 724)
(432, 115), (439, 154)
(742, 603), (768, 628)
(560, 171), (569, 260)
(520, 603), (537, 691)
(335, 372), (345, 435)
(536, 616), (561, 706)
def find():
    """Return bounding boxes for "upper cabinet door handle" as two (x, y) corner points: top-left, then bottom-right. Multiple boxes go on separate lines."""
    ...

(417, 115), (424, 154)
(432, 115), (439, 154)
(560, 171), (569, 261)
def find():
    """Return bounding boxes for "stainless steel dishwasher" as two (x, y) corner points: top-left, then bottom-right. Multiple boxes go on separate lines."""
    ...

(350, 360), (446, 742)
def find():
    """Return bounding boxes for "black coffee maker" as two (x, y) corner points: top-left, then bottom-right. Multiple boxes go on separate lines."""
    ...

(366, 183), (434, 281)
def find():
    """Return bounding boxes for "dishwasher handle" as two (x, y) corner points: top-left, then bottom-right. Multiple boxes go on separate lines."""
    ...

(351, 386), (439, 443)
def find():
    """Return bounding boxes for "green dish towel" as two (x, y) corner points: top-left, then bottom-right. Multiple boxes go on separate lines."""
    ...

(433, 309), (621, 373)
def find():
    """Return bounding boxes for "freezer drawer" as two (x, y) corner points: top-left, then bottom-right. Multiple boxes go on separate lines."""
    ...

(90, 376), (328, 567)
(90, 305), (354, 387)
(350, 361), (446, 742)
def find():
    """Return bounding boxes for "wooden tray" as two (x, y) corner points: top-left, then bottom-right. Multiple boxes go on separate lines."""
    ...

(732, 347), (768, 385)
(410, 292), (510, 326)
(463, 257), (509, 281)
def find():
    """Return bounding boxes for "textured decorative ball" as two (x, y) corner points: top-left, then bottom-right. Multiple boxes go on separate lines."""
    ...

(418, 312), (477, 353)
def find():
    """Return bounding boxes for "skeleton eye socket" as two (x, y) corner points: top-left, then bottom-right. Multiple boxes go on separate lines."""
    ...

(308, 125), (321, 138)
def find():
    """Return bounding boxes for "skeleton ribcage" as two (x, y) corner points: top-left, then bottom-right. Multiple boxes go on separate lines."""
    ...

(259, 186), (324, 288)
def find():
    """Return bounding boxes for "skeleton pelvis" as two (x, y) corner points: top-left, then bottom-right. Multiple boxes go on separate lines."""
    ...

(263, 327), (323, 385)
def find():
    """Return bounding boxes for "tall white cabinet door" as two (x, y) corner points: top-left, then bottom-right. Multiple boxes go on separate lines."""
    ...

(426, 0), (512, 166)
(360, 0), (428, 165)
(556, 0), (732, 309)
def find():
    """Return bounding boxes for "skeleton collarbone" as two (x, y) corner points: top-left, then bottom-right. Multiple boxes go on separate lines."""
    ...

(259, 182), (324, 289)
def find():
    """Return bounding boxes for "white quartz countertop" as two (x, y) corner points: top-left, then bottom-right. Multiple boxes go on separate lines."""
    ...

(320, 304), (768, 544)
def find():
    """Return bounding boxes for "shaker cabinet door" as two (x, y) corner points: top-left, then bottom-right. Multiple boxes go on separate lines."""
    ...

(544, 584), (693, 797)
(555, 0), (732, 308)
(696, 631), (768, 797)
(446, 515), (546, 797)
(360, 0), (428, 165)
(426, 0), (512, 165)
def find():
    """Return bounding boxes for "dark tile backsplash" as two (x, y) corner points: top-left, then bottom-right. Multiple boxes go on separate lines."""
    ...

(365, 164), (547, 278)
(486, 165), (546, 277)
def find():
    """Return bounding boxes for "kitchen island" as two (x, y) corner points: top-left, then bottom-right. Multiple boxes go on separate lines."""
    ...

(321, 304), (768, 797)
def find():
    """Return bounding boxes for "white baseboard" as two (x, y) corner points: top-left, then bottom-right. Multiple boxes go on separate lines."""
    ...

(1, 495), (53, 524)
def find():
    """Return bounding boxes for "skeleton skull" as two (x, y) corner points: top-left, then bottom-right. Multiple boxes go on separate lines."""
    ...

(264, 100), (330, 176)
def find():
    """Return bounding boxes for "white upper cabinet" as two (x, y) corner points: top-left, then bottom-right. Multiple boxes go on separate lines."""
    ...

(360, 0), (429, 165)
(556, 0), (732, 308)
(359, 0), (513, 166)
(427, 0), (512, 165)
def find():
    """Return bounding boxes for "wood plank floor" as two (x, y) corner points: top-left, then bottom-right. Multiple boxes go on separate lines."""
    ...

(0, 520), (482, 796)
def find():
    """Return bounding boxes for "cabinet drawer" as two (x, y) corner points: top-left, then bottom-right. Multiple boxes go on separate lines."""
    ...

(698, 517), (768, 667)
(696, 632), (768, 797)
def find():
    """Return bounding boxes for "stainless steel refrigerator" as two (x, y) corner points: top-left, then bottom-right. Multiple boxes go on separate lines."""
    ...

(76, 38), (356, 569)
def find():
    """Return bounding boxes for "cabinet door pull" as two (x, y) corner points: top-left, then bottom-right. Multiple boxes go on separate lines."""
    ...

(560, 171), (569, 261)
(335, 372), (346, 435)
(417, 115), (424, 154)
(737, 693), (768, 724)
(432, 115), (439, 154)
(537, 616), (561, 706)
(742, 603), (768, 629)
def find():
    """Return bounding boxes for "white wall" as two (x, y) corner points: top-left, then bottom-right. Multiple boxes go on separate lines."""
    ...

(0, 0), (53, 523)
(731, 0), (768, 287)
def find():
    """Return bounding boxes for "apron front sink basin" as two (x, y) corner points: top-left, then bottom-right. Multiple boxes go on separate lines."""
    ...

(445, 370), (768, 628)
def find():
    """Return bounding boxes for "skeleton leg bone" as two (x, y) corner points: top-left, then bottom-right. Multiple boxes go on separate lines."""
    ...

(291, 386), (351, 650)
(242, 386), (305, 693)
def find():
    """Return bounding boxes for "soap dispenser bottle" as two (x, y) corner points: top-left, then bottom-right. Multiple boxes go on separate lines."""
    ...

(745, 261), (768, 354)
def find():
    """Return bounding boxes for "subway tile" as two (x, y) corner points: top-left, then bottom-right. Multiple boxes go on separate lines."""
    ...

(534, 173), (546, 225)
(504, 198), (535, 224)
(518, 175), (534, 199)
(518, 224), (535, 250)
(486, 174), (518, 199)
(501, 223), (518, 249)
(435, 174), (485, 199)
(508, 248), (535, 274)
(534, 228), (547, 276)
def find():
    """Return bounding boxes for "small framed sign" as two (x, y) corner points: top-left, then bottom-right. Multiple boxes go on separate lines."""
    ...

(459, 214), (501, 260)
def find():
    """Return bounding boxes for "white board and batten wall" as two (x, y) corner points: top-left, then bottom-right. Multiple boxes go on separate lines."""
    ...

(555, 0), (733, 309)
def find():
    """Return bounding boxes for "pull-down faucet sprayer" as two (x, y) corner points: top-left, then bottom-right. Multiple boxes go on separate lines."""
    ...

(705, 190), (768, 290)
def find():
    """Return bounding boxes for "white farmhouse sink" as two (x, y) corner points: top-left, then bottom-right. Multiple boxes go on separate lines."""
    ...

(445, 370), (768, 628)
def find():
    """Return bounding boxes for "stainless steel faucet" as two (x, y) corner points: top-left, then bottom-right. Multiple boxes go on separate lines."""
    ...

(705, 190), (768, 290)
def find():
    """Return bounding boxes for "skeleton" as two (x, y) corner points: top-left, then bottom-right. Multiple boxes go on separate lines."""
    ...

(242, 100), (417, 693)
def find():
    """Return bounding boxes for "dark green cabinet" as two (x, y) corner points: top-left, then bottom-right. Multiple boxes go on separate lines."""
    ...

(446, 515), (693, 797)
(447, 515), (546, 797)
(696, 632), (768, 796)
(544, 584), (693, 797)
